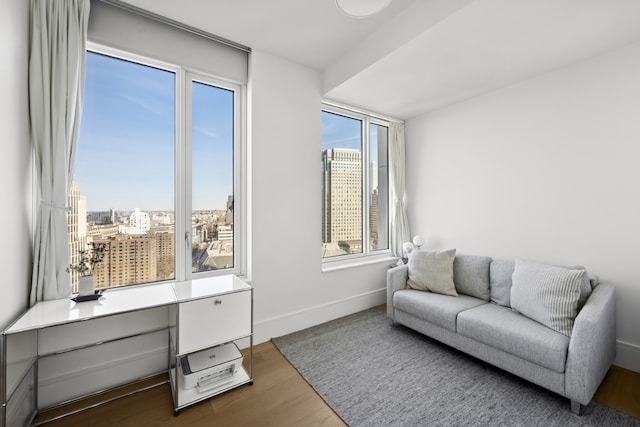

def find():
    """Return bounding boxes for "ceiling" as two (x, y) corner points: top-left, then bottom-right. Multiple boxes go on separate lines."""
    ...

(119, 0), (640, 120)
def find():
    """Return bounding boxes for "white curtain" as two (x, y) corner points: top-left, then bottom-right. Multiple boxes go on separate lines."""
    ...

(29, 0), (90, 304)
(389, 122), (411, 257)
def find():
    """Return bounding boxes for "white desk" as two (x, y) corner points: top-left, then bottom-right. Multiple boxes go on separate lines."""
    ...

(1, 276), (253, 427)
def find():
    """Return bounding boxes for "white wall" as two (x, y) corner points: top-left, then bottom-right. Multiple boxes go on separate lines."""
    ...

(405, 41), (640, 372)
(250, 50), (389, 342)
(0, 0), (32, 330)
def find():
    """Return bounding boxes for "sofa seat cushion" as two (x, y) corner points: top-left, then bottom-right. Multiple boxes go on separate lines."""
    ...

(393, 290), (486, 332)
(457, 303), (570, 373)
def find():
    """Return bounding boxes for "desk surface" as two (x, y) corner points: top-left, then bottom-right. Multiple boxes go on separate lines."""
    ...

(173, 275), (251, 302)
(4, 283), (176, 335)
(4, 276), (252, 335)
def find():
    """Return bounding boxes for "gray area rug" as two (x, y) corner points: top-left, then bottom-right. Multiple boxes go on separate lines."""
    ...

(272, 308), (640, 427)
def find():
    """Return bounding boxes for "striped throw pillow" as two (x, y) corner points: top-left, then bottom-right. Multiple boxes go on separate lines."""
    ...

(510, 259), (584, 336)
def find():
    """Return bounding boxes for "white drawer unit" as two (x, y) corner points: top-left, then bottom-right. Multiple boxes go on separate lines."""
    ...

(178, 291), (251, 354)
(170, 276), (253, 413)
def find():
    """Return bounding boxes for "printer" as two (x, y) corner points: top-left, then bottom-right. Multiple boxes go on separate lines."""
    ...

(179, 342), (243, 393)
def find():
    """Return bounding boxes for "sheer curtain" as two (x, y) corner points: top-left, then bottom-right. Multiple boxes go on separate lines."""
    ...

(29, 0), (90, 304)
(389, 122), (410, 257)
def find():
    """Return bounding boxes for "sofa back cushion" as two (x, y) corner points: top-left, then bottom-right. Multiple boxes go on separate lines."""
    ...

(490, 259), (515, 307)
(453, 254), (492, 301)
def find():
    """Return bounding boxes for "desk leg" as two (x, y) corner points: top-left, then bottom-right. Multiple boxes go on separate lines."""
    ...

(1, 334), (6, 427)
(34, 358), (38, 418)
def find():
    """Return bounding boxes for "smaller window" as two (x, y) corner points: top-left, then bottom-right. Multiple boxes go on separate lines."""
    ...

(321, 105), (390, 260)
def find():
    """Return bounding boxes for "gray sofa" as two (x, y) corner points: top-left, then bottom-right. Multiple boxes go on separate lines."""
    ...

(386, 253), (616, 414)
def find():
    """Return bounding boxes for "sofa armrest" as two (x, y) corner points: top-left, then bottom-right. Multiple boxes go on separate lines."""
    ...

(565, 282), (616, 405)
(387, 265), (408, 321)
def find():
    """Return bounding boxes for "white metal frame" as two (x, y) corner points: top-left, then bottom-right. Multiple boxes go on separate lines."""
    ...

(183, 72), (246, 281)
(83, 42), (247, 285)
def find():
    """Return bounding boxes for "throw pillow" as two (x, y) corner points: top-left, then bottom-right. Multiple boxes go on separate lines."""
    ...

(561, 265), (592, 310)
(407, 249), (458, 297)
(489, 259), (593, 310)
(453, 254), (492, 301)
(510, 259), (584, 336)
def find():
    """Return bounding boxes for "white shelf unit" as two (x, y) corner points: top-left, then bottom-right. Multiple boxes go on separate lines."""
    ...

(0, 276), (253, 426)
(169, 276), (253, 413)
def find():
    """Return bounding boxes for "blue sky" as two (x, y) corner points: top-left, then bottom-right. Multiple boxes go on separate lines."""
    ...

(321, 111), (361, 152)
(321, 110), (379, 162)
(75, 51), (233, 212)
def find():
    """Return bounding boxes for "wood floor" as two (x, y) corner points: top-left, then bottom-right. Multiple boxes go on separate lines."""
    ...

(594, 365), (640, 419)
(35, 338), (640, 426)
(35, 342), (346, 427)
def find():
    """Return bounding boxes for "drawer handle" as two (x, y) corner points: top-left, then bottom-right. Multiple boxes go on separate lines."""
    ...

(214, 299), (222, 305)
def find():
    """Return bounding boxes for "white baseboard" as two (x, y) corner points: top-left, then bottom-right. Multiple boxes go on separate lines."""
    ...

(253, 288), (386, 345)
(614, 340), (640, 373)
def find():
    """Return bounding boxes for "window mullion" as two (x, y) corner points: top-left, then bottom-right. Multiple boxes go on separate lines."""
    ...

(234, 86), (245, 277)
(175, 68), (189, 281)
(362, 118), (371, 256)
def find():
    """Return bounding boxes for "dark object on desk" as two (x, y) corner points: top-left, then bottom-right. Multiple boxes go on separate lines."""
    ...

(71, 290), (103, 302)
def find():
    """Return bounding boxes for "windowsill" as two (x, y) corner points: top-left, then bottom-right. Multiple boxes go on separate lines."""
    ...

(321, 254), (399, 273)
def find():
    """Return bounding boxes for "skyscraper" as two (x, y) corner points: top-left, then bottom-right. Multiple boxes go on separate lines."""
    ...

(322, 148), (362, 247)
(67, 181), (87, 293)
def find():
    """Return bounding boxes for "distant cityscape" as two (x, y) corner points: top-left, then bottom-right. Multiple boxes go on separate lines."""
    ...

(67, 181), (234, 293)
(67, 144), (383, 292)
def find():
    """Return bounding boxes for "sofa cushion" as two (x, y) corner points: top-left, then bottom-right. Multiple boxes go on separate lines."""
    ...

(489, 259), (515, 307)
(457, 303), (570, 373)
(453, 254), (492, 301)
(511, 259), (583, 336)
(393, 289), (486, 332)
(407, 249), (458, 296)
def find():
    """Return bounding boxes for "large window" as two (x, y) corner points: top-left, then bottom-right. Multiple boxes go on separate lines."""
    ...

(68, 47), (243, 292)
(321, 105), (389, 260)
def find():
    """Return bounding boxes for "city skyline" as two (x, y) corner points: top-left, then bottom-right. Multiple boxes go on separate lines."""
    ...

(67, 179), (235, 292)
